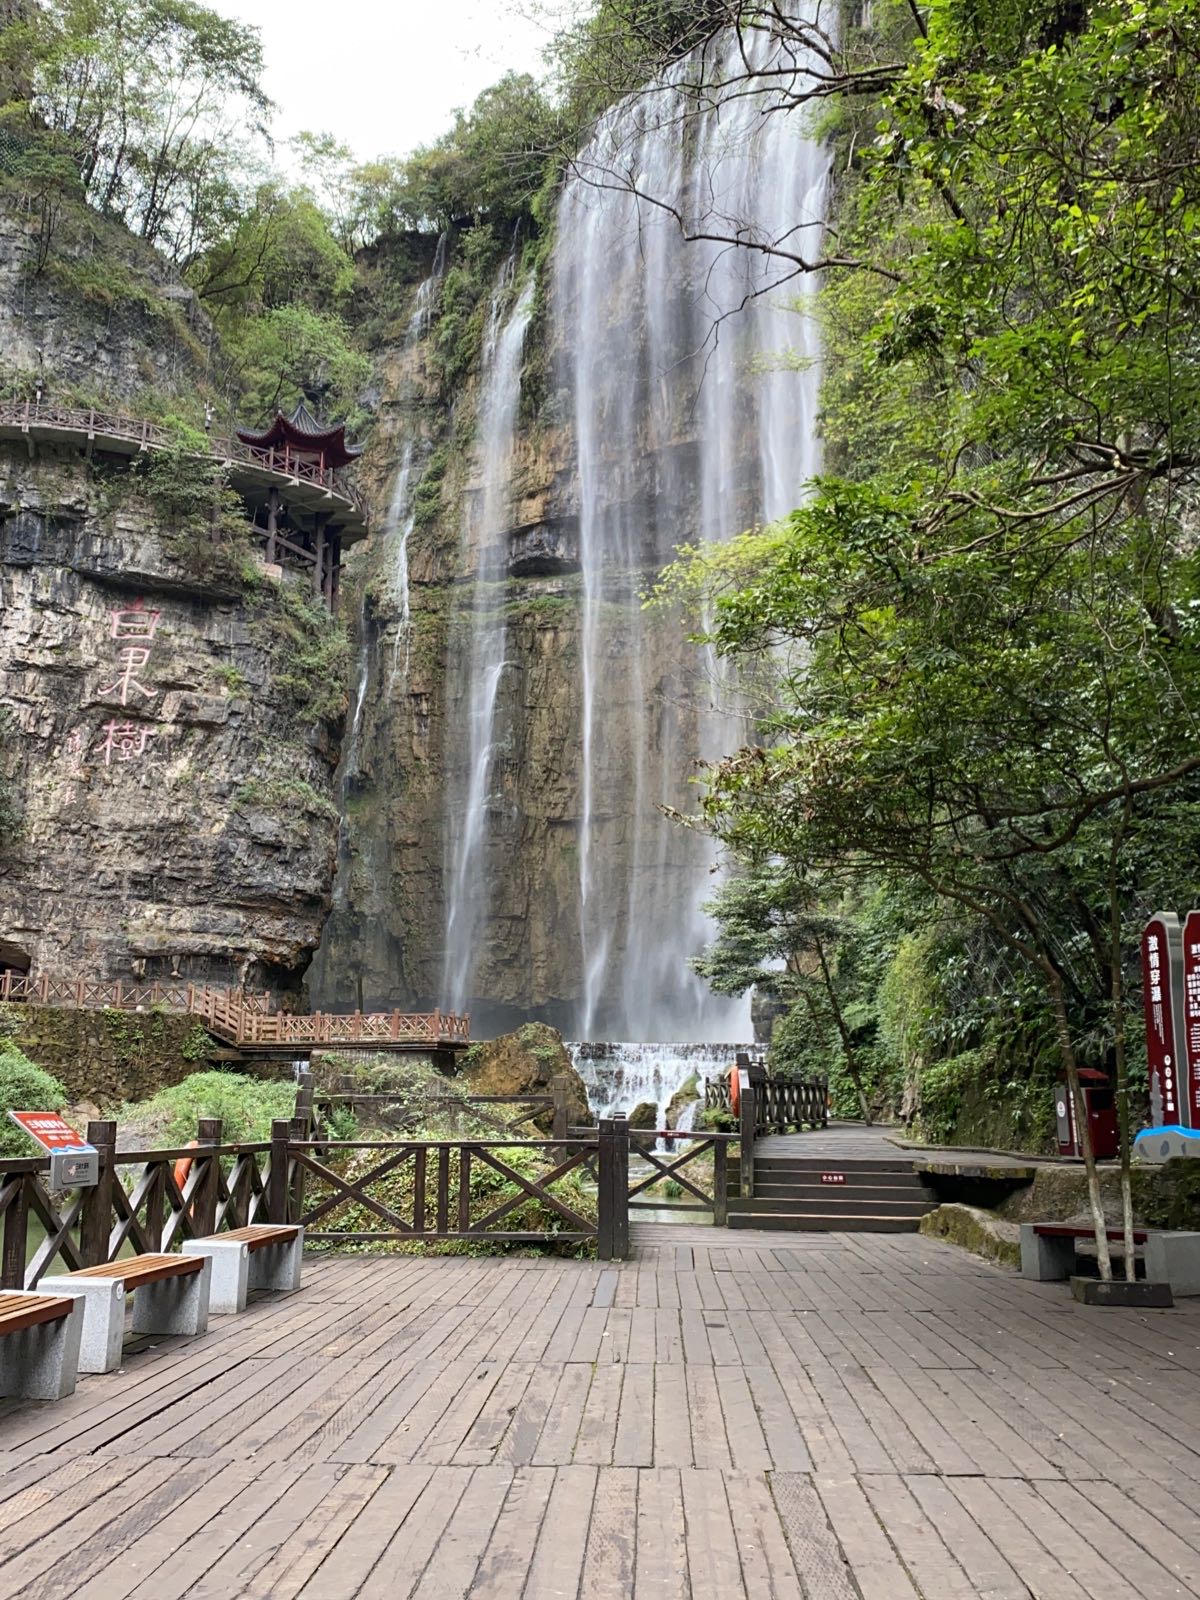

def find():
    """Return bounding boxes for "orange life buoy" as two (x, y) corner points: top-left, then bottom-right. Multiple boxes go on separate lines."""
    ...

(173, 1141), (198, 1192)
(729, 1065), (740, 1114)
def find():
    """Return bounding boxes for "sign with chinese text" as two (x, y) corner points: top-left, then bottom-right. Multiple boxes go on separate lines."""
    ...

(1142, 913), (1189, 1127)
(8, 1111), (93, 1155)
(1181, 909), (1200, 1125)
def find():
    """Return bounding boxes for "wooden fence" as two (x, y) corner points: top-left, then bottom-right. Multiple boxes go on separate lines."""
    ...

(704, 1072), (828, 1134)
(0, 1107), (758, 1283)
(0, 398), (367, 517)
(0, 971), (470, 1049)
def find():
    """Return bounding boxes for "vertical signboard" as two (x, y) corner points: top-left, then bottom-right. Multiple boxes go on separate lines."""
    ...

(1181, 909), (1200, 1126)
(1142, 913), (1188, 1127)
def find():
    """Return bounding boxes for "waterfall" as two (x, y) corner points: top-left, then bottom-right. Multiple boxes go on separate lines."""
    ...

(441, 267), (536, 1012)
(569, 1041), (753, 1125)
(309, 242), (450, 1002)
(553, 19), (828, 1042)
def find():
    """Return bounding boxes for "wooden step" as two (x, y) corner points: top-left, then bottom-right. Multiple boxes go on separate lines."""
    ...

(750, 1178), (931, 1199)
(726, 1209), (922, 1233)
(730, 1195), (935, 1217)
(753, 1157), (916, 1176)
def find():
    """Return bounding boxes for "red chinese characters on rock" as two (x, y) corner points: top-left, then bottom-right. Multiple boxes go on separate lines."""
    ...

(86, 598), (162, 768)
(98, 720), (155, 767)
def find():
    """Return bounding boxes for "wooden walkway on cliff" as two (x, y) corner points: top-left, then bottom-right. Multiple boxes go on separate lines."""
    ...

(2, 1228), (1198, 1598)
(0, 973), (470, 1053)
(0, 399), (368, 538)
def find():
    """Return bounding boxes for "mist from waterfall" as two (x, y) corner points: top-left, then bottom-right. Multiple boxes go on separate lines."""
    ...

(442, 265), (536, 1013)
(553, 18), (828, 1042)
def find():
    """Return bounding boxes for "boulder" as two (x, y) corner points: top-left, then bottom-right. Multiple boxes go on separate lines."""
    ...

(458, 1022), (593, 1133)
(919, 1203), (1021, 1269)
(665, 1074), (700, 1131)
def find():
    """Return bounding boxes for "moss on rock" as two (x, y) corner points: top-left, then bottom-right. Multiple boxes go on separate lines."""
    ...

(919, 1203), (1021, 1269)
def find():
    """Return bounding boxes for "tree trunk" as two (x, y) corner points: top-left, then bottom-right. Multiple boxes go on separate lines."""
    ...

(1048, 972), (1113, 1280)
(813, 933), (873, 1124)
(1108, 803), (1137, 1281)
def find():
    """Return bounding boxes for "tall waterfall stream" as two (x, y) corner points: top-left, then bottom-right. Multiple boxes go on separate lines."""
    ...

(328, 17), (827, 1078)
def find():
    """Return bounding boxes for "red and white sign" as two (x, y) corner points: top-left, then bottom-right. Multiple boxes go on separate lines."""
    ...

(820, 1172), (845, 1185)
(1142, 913), (1189, 1127)
(7, 1111), (93, 1155)
(1182, 909), (1200, 1125)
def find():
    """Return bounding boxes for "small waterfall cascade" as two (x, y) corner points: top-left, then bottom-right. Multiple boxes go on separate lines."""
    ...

(553, 16), (828, 1041)
(568, 1041), (753, 1125)
(441, 263), (536, 1012)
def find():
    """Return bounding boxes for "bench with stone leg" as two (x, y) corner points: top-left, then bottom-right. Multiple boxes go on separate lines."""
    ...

(1020, 1222), (1150, 1281)
(182, 1224), (304, 1314)
(0, 1291), (84, 1400)
(41, 1253), (212, 1374)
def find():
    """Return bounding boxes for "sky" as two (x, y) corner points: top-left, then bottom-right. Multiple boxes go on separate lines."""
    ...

(212, 0), (571, 167)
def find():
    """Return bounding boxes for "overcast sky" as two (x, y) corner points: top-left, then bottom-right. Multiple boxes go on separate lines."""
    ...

(213, 0), (573, 166)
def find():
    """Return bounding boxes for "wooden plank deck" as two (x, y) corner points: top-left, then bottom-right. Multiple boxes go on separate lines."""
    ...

(2, 1225), (1199, 1597)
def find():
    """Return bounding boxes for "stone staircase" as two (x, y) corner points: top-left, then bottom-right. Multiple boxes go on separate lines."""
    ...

(727, 1153), (938, 1233)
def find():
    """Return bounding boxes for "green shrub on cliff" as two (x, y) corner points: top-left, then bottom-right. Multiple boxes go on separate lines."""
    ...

(0, 1048), (68, 1157)
(118, 1070), (296, 1147)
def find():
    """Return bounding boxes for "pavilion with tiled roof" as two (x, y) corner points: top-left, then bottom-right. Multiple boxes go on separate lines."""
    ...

(233, 401), (367, 608)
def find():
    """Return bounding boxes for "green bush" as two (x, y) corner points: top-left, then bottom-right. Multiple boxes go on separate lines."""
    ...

(0, 1047), (69, 1158)
(118, 1071), (297, 1146)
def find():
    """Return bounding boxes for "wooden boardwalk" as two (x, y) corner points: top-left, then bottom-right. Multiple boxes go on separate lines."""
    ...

(2, 1226), (1199, 1597)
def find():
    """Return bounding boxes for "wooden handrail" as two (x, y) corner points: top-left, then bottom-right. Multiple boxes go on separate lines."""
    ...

(0, 971), (469, 1047)
(0, 399), (366, 519)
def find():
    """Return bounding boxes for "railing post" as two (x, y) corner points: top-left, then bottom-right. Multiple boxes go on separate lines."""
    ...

(79, 1119), (117, 1266)
(551, 1075), (570, 1145)
(597, 1119), (614, 1260)
(193, 1118), (222, 1237)
(611, 1114), (630, 1260)
(289, 1117), (308, 1223)
(268, 1119), (291, 1224)
(738, 1069), (755, 1199)
(713, 1138), (728, 1227)
(1, 1173), (29, 1289)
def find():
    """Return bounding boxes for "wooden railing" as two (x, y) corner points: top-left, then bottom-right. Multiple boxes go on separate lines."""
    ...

(0, 399), (366, 518)
(0, 972), (272, 1015)
(0, 971), (470, 1049)
(0, 1117), (277, 1289)
(311, 1081), (574, 1142)
(704, 1071), (828, 1134)
(0, 1113), (637, 1281)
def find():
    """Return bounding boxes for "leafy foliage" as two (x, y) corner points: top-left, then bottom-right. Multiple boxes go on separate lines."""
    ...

(670, 0), (1200, 1174)
(6, 0), (270, 260)
(118, 1069), (295, 1145)
(0, 1047), (68, 1157)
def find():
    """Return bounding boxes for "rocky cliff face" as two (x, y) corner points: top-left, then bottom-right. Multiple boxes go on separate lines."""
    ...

(0, 192), (213, 409)
(0, 447), (342, 990)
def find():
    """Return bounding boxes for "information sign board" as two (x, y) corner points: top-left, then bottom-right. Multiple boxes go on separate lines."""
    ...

(1142, 914), (1189, 1127)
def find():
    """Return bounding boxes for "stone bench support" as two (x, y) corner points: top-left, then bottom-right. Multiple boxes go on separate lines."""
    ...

(0, 1296), (84, 1401)
(43, 1257), (212, 1373)
(1019, 1225), (1076, 1281)
(183, 1227), (303, 1314)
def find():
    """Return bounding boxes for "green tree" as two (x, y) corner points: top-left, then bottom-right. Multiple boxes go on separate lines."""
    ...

(10, 0), (271, 258)
(693, 862), (875, 1121)
(666, 0), (1200, 1278)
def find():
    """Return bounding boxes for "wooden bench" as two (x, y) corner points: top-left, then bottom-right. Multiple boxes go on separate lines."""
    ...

(0, 1291), (84, 1400)
(42, 1252), (212, 1374)
(1022, 1222), (1150, 1282)
(182, 1223), (304, 1314)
